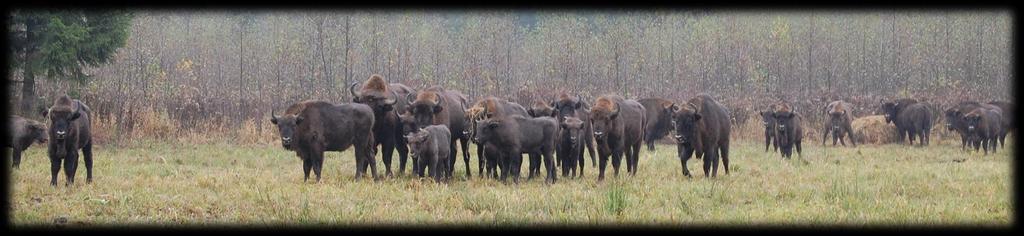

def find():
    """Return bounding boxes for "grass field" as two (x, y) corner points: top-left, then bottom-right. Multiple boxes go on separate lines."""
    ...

(7, 138), (1013, 227)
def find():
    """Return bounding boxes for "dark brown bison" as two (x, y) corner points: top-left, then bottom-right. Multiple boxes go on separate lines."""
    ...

(473, 115), (559, 184)
(464, 97), (529, 179)
(551, 92), (597, 175)
(589, 95), (646, 180)
(945, 101), (1002, 150)
(773, 104), (804, 158)
(557, 117), (586, 178)
(823, 101), (856, 147)
(271, 100), (376, 182)
(986, 100), (1013, 148)
(671, 94), (730, 178)
(350, 74), (414, 177)
(43, 95), (93, 186)
(405, 86), (471, 178)
(7, 115), (48, 169)
(404, 125), (451, 182)
(963, 107), (1003, 155)
(881, 99), (933, 146)
(638, 98), (676, 152)
(758, 104), (779, 152)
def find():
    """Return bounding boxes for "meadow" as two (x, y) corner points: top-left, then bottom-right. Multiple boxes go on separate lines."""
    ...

(7, 138), (1013, 227)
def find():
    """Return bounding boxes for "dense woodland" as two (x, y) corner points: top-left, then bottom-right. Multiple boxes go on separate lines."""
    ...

(7, 10), (1013, 144)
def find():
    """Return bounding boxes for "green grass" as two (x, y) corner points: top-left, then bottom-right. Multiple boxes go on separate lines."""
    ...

(8, 138), (1013, 227)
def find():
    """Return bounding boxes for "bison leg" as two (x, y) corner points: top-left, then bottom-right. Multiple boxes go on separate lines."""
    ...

(597, 150), (609, 182)
(380, 140), (395, 178)
(459, 137), (471, 178)
(544, 150), (556, 184)
(577, 147), (585, 178)
(702, 149), (713, 178)
(64, 150), (79, 186)
(303, 157), (314, 182)
(629, 142), (641, 176)
(312, 152), (325, 183)
(848, 127), (857, 147)
(396, 139), (410, 176)
(49, 156), (62, 186)
(448, 140), (458, 179)
(708, 148), (720, 177)
(611, 149), (623, 178)
(721, 146), (730, 175)
(12, 148), (22, 169)
(586, 138), (597, 168)
(678, 145), (693, 177)
(767, 133), (773, 151)
(477, 144), (485, 178)
(83, 143), (93, 183)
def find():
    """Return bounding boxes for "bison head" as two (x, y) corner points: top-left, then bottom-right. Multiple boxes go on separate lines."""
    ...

(963, 110), (985, 132)
(528, 100), (557, 118)
(553, 94), (586, 122)
(828, 109), (847, 134)
(270, 110), (304, 150)
(399, 112), (419, 137)
(473, 117), (508, 144)
(27, 120), (48, 144)
(350, 75), (399, 113)
(560, 117), (584, 145)
(774, 110), (797, 139)
(759, 110), (777, 133)
(880, 100), (899, 124)
(589, 97), (619, 140)
(45, 95), (82, 142)
(403, 128), (431, 159)
(670, 103), (700, 145)
(406, 92), (445, 127)
(944, 108), (963, 131)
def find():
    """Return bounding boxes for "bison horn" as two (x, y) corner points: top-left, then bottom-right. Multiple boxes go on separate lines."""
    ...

(383, 89), (398, 105)
(406, 92), (417, 106)
(349, 82), (361, 98)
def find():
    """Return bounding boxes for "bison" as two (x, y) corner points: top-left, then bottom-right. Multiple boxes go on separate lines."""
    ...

(671, 94), (730, 178)
(758, 104), (780, 152)
(350, 74), (414, 177)
(271, 100), (377, 182)
(986, 100), (1013, 148)
(464, 97), (529, 178)
(473, 115), (559, 184)
(945, 101), (1002, 150)
(963, 107), (1003, 155)
(589, 95), (646, 180)
(7, 115), (48, 169)
(405, 86), (471, 178)
(527, 100), (557, 118)
(822, 101), (857, 147)
(881, 99), (933, 146)
(773, 104), (804, 158)
(551, 92), (597, 176)
(404, 125), (452, 182)
(43, 95), (93, 186)
(638, 98), (676, 152)
(557, 117), (586, 178)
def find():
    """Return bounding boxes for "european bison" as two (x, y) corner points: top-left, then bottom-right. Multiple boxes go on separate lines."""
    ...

(590, 95), (646, 180)
(552, 92), (597, 175)
(759, 104), (780, 152)
(350, 74), (414, 177)
(945, 101), (1001, 150)
(671, 94), (730, 178)
(404, 125), (451, 182)
(986, 100), (1013, 148)
(7, 115), (48, 169)
(405, 86), (471, 178)
(823, 101), (857, 147)
(527, 100), (557, 118)
(881, 99), (933, 146)
(638, 98), (676, 152)
(271, 100), (377, 182)
(557, 117), (586, 178)
(473, 115), (559, 184)
(773, 104), (804, 159)
(43, 95), (93, 186)
(963, 107), (1003, 155)
(464, 97), (529, 179)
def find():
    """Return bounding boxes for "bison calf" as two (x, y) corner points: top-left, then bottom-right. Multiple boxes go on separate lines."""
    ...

(404, 125), (452, 182)
(272, 100), (377, 182)
(557, 117), (586, 178)
(7, 115), (48, 169)
(43, 95), (94, 186)
(758, 105), (779, 152)
(474, 115), (559, 184)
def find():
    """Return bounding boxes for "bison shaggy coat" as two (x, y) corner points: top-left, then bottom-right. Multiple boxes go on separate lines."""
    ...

(589, 95), (646, 181)
(404, 125), (452, 182)
(464, 97), (529, 179)
(405, 86), (472, 178)
(671, 94), (731, 178)
(43, 95), (93, 186)
(963, 107), (1003, 155)
(272, 100), (376, 182)
(881, 99), (933, 146)
(473, 115), (559, 184)
(773, 104), (804, 159)
(638, 98), (676, 152)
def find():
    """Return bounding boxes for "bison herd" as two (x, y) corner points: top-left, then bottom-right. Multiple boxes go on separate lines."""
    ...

(5, 74), (1016, 186)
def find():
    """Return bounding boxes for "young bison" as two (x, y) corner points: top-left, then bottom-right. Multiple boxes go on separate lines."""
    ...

(759, 104), (780, 152)
(7, 115), (48, 169)
(271, 100), (377, 182)
(43, 95), (94, 186)
(774, 104), (804, 159)
(552, 92), (597, 175)
(671, 94), (730, 178)
(404, 125), (452, 182)
(823, 101), (857, 147)
(638, 97), (676, 152)
(590, 95), (646, 181)
(557, 117), (586, 178)
(474, 115), (559, 184)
